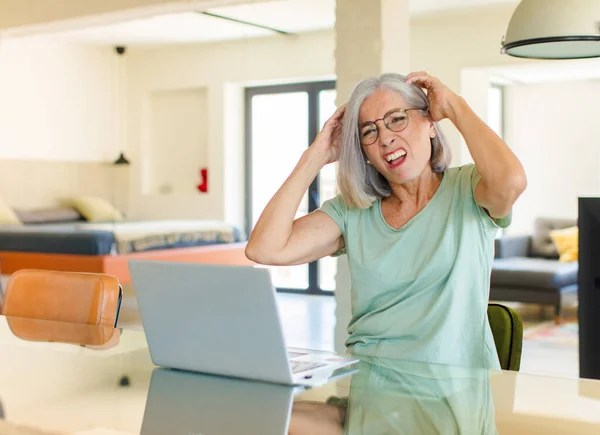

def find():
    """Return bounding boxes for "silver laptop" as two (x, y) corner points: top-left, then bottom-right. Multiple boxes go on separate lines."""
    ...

(141, 367), (296, 435)
(128, 260), (358, 386)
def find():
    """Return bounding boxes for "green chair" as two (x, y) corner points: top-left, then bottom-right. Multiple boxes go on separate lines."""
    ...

(487, 303), (523, 371)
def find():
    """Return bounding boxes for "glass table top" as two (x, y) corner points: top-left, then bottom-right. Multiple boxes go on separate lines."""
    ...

(0, 315), (599, 435)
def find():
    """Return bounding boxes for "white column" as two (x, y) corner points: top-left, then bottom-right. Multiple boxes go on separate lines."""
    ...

(335, 0), (410, 102)
(333, 0), (410, 353)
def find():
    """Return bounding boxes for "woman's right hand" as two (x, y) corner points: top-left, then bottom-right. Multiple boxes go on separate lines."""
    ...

(309, 104), (346, 165)
(246, 105), (346, 267)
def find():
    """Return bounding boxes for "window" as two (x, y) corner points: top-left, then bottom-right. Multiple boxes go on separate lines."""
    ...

(245, 81), (337, 295)
(488, 83), (508, 238)
(487, 84), (504, 139)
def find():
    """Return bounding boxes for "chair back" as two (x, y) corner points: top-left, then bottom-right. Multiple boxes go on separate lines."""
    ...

(488, 303), (523, 371)
(1, 269), (121, 327)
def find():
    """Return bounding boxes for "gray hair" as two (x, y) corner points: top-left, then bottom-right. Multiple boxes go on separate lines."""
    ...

(337, 72), (451, 209)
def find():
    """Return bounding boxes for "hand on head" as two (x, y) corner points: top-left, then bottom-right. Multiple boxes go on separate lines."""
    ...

(310, 104), (346, 164)
(404, 72), (459, 122)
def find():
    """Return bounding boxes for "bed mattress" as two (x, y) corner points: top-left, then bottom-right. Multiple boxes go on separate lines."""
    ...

(0, 220), (246, 255)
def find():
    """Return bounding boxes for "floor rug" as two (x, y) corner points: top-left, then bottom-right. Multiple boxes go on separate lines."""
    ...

(523, 320), (578, 346)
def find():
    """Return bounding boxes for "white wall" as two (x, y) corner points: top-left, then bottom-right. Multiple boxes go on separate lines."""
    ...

(146, 88), (209, 196)
(410, 5), (526, 163)
(126, 30), (335, 224)
(504, 80), (600, 235)
(0, 37), (119, 163)
(0, 159), (114, 209)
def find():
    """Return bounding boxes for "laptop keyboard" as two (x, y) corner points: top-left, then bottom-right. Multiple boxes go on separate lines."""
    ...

(290, 360), (327, 374)
(287, 351), (307, 359)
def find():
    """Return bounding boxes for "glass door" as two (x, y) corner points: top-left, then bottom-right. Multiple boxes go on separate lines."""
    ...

(246, 81), (336, 294)
(248, 90), (310, 290)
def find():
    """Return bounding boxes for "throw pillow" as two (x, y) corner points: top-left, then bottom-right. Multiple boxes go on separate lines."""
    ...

(531, 217), (577, 258)
(15, 207), (83, 224)
(0, 198), (22, 225)
(71, 196), (124, 222)
(549, 226), (578, 263)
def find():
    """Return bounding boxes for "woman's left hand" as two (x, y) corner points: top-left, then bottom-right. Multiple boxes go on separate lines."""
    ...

(405, 71), (460, 122)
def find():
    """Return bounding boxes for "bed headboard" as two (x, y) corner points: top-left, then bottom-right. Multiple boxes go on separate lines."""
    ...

(0, 159), (114, 210)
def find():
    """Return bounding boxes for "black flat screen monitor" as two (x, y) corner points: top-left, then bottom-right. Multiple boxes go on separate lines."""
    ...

(578, 197), (600, 379)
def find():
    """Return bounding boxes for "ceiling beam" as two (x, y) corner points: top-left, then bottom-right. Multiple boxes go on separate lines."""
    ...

(199, 10), (292, 35)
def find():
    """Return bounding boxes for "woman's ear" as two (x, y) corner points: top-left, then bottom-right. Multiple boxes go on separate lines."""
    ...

(429, 123), (437, 139)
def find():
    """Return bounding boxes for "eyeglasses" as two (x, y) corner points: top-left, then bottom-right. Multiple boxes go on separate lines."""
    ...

(359, 108), (423, 146)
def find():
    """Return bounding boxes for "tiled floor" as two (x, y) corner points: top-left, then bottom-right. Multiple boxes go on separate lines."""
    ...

(277, 293), (336, 352)
(276, 293), (580, 379)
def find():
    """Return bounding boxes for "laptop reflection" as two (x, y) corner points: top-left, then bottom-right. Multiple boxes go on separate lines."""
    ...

(140, 368), (298, 435)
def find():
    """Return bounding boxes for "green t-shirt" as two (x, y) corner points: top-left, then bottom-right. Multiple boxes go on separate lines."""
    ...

(319, 164), (510, 369)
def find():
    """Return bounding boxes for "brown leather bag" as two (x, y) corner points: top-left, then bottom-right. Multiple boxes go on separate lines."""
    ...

(1, 269), (122, 327)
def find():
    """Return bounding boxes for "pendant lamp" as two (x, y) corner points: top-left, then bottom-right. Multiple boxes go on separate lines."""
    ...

(501, 0), (600, 59)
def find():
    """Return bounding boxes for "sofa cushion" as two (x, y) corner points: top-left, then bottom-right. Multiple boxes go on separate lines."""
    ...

(491, 257), (578, 290)
(549, 226), (578, 263)
(531, 217), (577, 258)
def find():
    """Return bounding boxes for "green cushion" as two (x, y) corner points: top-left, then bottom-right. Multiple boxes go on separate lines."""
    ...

(488, 303), (523, 371)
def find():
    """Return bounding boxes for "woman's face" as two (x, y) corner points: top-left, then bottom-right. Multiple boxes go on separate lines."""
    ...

(358, 89), (436, 185)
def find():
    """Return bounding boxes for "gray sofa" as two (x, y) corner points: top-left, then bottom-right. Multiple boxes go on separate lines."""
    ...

(491, 217), (578, 321)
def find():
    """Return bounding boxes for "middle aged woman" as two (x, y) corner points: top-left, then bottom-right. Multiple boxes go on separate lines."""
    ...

(246, 71), (526, 370)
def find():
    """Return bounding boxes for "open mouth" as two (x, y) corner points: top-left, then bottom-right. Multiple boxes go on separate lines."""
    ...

(384, 148), (407, 168)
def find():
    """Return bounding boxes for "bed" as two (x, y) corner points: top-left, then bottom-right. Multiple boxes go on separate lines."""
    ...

(0, 218), (253, 284)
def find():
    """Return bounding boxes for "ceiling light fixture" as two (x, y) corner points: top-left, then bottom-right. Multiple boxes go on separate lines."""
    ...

(501, 0), (600, 60)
